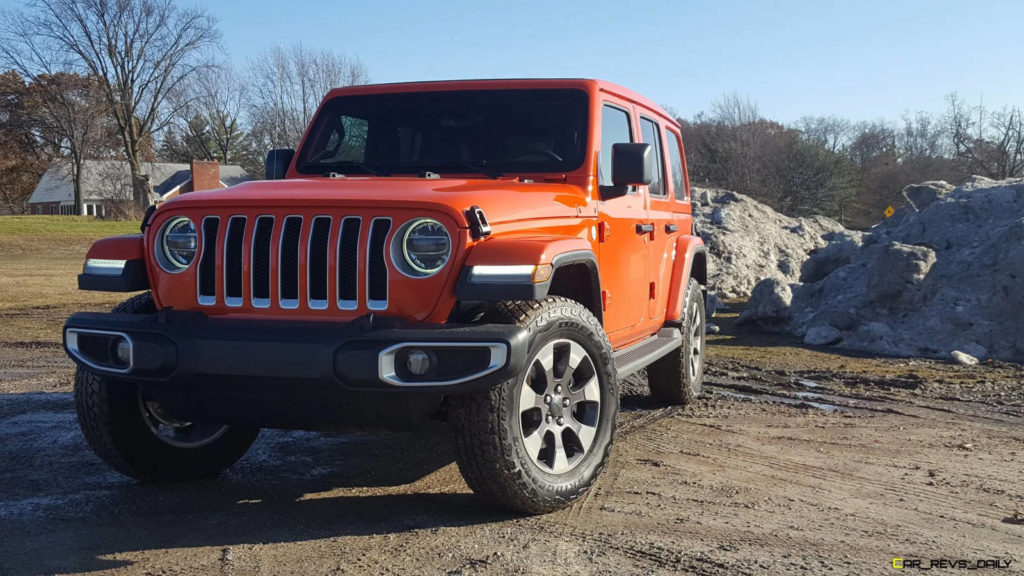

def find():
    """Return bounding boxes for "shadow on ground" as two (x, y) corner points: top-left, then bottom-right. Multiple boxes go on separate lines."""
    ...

(0, 393), (517, 576)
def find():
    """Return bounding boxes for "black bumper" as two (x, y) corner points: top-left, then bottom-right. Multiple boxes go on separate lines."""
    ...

(63, 311), (527, 430)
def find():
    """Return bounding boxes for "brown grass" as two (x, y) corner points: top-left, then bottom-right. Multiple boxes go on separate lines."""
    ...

(0, 217), (140, 344)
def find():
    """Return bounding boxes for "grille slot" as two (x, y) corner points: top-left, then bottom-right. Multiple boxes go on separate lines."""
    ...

(197, 217), (220, 305)
(278, 216), (302, 309)
(307, 216), (331, 309)
(337, 217), (361, 309)
(367, 218), (391, 310)
(251, 216), (274, 308)
(224, 216), (246, 307)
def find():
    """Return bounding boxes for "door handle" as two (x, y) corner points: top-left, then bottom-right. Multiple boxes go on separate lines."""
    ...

(635, 223), (654, 235)
(665, 224), (679, 233)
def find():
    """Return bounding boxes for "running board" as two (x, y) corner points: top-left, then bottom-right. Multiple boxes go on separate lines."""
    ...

(613, 328), (682, 379)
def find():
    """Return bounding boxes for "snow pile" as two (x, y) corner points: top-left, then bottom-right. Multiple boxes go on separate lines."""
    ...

(744, 177), (1024, 361)
(691, 187), (844, 299)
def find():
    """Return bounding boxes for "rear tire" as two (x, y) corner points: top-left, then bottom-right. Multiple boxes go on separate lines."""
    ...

(449, 297), (618, 514)
(73, 293), (260, 482)
(647, 277), (706, 406)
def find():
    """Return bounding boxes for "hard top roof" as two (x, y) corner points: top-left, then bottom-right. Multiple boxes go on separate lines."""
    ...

(323, 78), (677, 125)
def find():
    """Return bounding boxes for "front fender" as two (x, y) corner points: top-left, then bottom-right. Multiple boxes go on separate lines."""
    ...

(78, 234), (150, 292)
(462, 235), (592, 267)
(664, 236), (707, 322)
(456, 235), (595, 302)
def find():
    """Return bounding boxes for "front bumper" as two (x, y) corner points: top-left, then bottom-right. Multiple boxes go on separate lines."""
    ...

(63, 311), (527, 430)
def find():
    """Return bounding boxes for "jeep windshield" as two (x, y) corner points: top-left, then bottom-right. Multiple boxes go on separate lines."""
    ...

(295, 89), (589, 177)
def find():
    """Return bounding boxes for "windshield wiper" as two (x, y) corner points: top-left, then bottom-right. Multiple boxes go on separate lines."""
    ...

(448, 161), (503, 179)
(317, 162), (388, 177)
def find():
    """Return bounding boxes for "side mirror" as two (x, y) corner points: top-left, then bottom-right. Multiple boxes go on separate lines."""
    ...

(601, 143), (653, 200)
(264, 148), (295, 180)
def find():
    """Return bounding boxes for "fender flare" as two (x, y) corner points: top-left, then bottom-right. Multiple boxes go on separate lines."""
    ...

(455, 235), (601, 320)
(664, 236), (708, 323)
(78, 234), (150, 292)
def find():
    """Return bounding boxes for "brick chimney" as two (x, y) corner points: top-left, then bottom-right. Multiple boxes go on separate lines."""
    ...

(190, 160), (222, 192)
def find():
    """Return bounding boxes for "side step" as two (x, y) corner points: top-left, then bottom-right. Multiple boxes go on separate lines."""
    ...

(613, 328), (682, 380)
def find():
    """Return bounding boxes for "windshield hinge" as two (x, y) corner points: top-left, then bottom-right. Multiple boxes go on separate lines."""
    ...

(418, 171), (440, 179)
(465, 205), (491, 239)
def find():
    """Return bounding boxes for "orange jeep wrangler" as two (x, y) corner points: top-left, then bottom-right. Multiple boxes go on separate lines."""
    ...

(64, 79), (707, 513)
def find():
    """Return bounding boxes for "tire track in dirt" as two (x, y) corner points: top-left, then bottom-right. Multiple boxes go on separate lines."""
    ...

(532, 522), (742, 575)
(567, 404), (682, 520)
(665, 418), (1023, 551)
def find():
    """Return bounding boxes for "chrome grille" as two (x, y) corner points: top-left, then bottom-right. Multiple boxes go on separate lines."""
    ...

(196, 213), (389, 311)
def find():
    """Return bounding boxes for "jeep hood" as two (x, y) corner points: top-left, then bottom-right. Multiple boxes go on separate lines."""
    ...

(160, 177), (591, 227)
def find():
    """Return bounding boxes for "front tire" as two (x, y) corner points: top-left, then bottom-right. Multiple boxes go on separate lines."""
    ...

(74, 293), (259, 482)
(450, 298), (619, 514)
(647, 277), (706, 406)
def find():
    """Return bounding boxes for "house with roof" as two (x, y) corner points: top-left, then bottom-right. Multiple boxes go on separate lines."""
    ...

(27, 160), (249, 216)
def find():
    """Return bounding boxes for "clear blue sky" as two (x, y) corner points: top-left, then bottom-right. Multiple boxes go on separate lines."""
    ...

(5, 0), (1022, 122)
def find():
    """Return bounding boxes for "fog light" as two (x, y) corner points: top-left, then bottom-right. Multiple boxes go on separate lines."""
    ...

(114, 338), (131, 366)
(406, 348), (431, 376)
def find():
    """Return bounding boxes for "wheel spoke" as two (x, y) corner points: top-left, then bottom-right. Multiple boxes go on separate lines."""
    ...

(519, 380), (547, 413)
(551, 430), (569, 473)
(569, 419), (597, 452)
(536, 343), (556, 392)
(522, 425), (546, 460)
(567, 341), (587, 371)
(571, 374), (601, 403)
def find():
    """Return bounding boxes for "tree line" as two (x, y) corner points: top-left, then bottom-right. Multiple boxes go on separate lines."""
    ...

(679, 93), (1024, 228)
(0, 0), (367, 216)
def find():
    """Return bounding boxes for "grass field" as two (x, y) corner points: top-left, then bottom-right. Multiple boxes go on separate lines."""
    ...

(0, 216), (141, 343)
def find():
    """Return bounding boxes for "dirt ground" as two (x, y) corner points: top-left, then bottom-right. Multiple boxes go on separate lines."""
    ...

(0, 232), (1022, 575)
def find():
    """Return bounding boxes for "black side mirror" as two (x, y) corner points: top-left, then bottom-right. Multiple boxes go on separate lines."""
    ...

(612, 143), (653, 186)
(265, 148), (295, 180)
(601, 143), (653, 200)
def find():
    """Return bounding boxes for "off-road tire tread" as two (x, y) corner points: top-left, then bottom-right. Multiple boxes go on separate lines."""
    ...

(450, 297), (618, 514)
(647, 277), (705, 406)
(74, 292), (259, 482)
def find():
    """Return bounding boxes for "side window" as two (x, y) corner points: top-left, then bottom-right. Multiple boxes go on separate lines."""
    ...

(639, 117), (666, 197)
(598, 104), (632, 188)
(665, 129), (686, 201)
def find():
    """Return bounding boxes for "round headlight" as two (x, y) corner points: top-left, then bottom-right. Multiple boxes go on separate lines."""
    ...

(157, 216), (197, 272)
(401, 218), (451, 275)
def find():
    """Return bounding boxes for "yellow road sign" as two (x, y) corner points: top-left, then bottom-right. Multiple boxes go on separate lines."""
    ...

(884, 206), (895, 218)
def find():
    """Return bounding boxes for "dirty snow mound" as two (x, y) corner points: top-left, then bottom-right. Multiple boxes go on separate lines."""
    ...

(692, 187), (843, 298)
(746, 178), (1024, 361)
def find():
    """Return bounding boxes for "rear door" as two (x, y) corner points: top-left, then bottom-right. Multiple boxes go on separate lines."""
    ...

(639, 116), (675, 322)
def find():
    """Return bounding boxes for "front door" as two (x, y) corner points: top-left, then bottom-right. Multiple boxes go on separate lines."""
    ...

(596, 102), (650, 346)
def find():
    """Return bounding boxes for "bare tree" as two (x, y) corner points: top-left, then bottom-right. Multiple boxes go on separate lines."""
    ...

(0, 70), (50, 214)
(709, 92), (761, 128)
(946, 92), (1024, 179)
(0, 9), (119, 215)
(897, 111), (947, 160)
(163, 64), (247, 164)
(247, 44), (369, 150)
(6, 0), (221, 213)
(796, 116), (853, 154)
